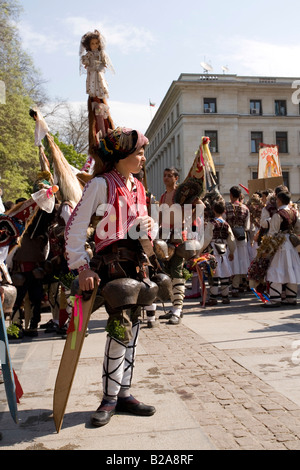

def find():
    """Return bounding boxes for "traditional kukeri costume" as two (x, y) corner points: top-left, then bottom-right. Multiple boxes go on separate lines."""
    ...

(225, 200), (250, 294)
(158, 162), (205, 324)
(42, 135), (84, 333)
(65, 127), (167, 426)
(202, 217), (236, 304)
(247, 194), (264, 261)
(265, 204), (300, 306)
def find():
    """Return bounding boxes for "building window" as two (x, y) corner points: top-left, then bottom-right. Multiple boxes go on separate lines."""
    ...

(251, 132), (263, 153)
(252, 171), (258, 179)
(275, 100), (287, 116)
(205, 130), (218, 152)
(276, 132), (288, 153)
(204, 98), (217, 113)
(282, 171), (290, 188)
(250, 100), (262, 115)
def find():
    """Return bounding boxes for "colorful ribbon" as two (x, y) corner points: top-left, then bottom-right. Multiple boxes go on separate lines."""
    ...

(251, 288), (270, 303)
(69, 294), (83, 350)
(46, 187), (53, 199)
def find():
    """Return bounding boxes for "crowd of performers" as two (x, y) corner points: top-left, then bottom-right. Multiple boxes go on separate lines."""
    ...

(1, 27), (300, 428)
(187, 182), (300, 309)
(1, 130), (300, 427)
(1, 170), (300, 341)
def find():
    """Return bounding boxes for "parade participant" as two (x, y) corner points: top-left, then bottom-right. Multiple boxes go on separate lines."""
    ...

(225, 186), (250, 296)
(133, 169), (160, 328)
(202, 199), (236, 305)
(42, 135), (83, 334)
(264, 191), (300, 307)
(11, 207), (56, 336)
(260, 186), (288, 232)
(247, 193), (264, 261)
(158, 167), (186, 325)
(65, 127), (159, 427)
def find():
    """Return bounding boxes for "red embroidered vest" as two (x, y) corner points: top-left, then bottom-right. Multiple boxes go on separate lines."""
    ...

(94, 170), (148, 252)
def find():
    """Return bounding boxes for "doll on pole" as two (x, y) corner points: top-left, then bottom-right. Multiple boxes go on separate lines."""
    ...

(80, 29), (115, 154)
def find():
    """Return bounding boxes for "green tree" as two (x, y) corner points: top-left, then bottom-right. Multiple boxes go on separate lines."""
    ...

(0, 0), (39, 201)
(0, 0), (86, 202)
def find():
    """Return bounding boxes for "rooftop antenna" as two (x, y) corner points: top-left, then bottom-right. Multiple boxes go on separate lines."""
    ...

(201, 61), (213, 73)
(222, 65), (229, 74)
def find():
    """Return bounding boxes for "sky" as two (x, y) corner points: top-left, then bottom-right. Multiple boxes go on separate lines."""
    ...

(18, 0), (300, 133)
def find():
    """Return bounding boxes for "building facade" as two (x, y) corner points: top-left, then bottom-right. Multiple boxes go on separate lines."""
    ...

(145, 74), (300, 201)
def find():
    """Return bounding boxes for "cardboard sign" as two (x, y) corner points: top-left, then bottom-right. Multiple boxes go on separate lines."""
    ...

(248, 176), (283, 196)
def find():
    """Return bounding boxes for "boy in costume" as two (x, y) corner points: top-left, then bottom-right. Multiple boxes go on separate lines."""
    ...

(225, 186), (250, 296)
(65, 127), (161, 427)
(158, 168), (186, 325)
(264, 191), (300, 307)
(202, 199), (236, 305)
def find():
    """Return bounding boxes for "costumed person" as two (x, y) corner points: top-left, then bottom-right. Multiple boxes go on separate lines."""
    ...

(133, 168), (160, 328)
(264, 190), (300, 307)
(65, 127), (163, 427)
(225, 186), (250, 297)
(41, 135), (84, 334)
(158, 167), (186, 325)
(11, 205), (57, 336)
(260, 186), (288, 232)
(80, 29), (114, 153)
(0, 246), (17, 321)
(1, 175), (57, 335)
(246, 192), (264, 261)
(158, 167), (203, 324)
(201, 199), (236, 305)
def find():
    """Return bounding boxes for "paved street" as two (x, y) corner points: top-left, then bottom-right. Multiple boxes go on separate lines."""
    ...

(1, 288), (300, 451)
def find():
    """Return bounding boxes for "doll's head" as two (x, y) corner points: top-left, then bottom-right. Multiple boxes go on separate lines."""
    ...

(81, 30), (105, 52)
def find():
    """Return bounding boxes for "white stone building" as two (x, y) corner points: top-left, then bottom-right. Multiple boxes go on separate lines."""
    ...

(145, 74), (300, 201)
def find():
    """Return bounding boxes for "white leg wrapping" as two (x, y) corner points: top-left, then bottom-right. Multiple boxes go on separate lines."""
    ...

(171, 278), (186, 315)
(220, 277), (230, 298)
(119, 322), (140, 396)
(145, 303), (156, 322)
(102, 335), (127, 400)
(285, 283), (297, 303)
(269, 282), (282, 304)
(210, 278), (219, 298)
